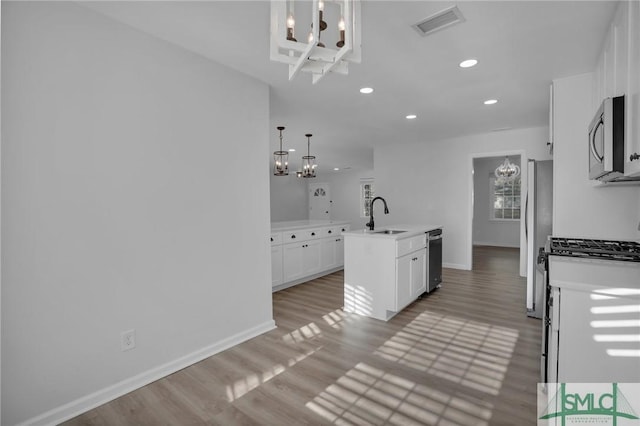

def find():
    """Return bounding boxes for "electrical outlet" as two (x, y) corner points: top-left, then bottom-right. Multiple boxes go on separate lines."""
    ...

(121, 329), (136, 351)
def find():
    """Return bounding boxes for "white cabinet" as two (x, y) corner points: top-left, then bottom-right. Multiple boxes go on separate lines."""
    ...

(302, 239), (322, 276)
(321, 237), (338, 270)
(625, 0), (640, 177)
(283, 239), (322, 282)
(395, 248), (427, 311)
(548, 256), (640, 383)
(344, 231), (429, 321)
(283, 242), (305, 283)
(272, 221), (350, 291)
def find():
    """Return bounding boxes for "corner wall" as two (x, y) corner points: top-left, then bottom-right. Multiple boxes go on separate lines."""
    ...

(1, 3), (273, 424)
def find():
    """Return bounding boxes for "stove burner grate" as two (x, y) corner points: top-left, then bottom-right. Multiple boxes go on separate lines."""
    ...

(549, 237), (640, 262)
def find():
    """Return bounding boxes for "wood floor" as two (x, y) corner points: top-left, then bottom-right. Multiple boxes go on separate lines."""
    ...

(64, 246), (542, 425)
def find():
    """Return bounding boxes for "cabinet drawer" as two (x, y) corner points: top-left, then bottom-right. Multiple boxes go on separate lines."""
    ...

(396, 234), (427, 257)
(321, 226), (339, 237)
(284, 228), (320, 242)
(270, 232), (283, 246)
(301, 228), (321, 240)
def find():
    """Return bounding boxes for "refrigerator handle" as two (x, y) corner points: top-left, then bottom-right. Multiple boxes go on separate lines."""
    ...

(524, 193), (529, 240)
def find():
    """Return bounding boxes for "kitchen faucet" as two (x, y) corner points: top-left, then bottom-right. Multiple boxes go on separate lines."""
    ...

(366, 197), (389, 231)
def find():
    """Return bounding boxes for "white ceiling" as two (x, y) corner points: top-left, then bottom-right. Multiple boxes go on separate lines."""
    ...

(82, 1), (617, 173)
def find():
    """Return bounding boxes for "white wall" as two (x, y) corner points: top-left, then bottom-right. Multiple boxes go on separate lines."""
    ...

(553, 73), (640, 240)
(1, 3), (274, 425)
(374, 127), (551, 270)
(270, 173), (308, 221)
(473, 156), (521, 247)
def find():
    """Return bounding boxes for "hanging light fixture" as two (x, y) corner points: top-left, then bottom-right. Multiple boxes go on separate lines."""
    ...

(270, 0), (362, 84)
(301, 133), (317, 178)
(494, 157), (520, 182)
(273, 126), (289, 176)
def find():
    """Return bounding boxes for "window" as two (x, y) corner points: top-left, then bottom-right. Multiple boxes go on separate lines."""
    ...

(491, 177), (521, 220)
(360, 179), (375, 218)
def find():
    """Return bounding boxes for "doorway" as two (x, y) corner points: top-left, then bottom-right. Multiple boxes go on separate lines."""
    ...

(469, 151), (527, 276)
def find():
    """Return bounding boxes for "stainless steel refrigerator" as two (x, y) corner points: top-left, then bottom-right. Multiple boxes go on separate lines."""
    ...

(525, 160), (553, 318)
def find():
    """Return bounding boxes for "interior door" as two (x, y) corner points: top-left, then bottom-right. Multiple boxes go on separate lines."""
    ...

(309, 183), (331, 220)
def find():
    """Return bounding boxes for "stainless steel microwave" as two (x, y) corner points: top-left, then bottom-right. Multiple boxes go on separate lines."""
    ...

(588, 95), (625, 181)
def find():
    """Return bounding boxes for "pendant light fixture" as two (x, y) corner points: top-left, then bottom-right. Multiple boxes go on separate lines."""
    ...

(273, 126), (289, 176)
(494, 157), (520, 182)
(301, 133), (317, 178)
(270, 0), (362, 84)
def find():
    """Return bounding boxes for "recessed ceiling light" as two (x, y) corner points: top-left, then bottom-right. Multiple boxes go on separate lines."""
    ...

(406, 114), (417, 119)
(288, 148), (296, 152)
(459, 59), (478, 68)
(333, 167), (340, 171)
(360, 87), (374, 94)
(484, 99), (498, 105)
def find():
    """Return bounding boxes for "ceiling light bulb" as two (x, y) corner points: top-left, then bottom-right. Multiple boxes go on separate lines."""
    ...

(318, 0), (324, 11)
(484, 99), (498, 105)
(286, 14), (295, 29)
(338, 17), (346, 31)
(308, 31), (314, 43)
(459, 59), (478, 68)
(334, 168), (340, 171)
(360, 87), (373, 94)
(288, 148), (296, 152)
(406, 114), (417, 119)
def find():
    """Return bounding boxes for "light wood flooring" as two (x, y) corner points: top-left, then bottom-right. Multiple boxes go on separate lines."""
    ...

(64, 245), (541, 425)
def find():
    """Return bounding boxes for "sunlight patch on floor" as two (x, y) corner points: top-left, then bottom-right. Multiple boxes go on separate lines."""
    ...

(225, 321), (323, 402)
(322, 308), (353, 330)
(374, 311), (518, 396)
(306, 362), (494, 425)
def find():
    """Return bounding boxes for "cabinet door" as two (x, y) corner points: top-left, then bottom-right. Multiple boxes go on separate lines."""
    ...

(336, 236), (345, 267)
(395, 254), (412, 311)
(625, 0), (640, 177)
(271, 245), (283, 287)
(320, 237), (338, 270)
(411, 249), (426, 298)
(283, 243), (304, 283)
(302, 239), (322, 276)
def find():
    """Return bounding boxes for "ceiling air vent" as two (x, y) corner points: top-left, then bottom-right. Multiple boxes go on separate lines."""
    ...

(412, 6), (465, 37)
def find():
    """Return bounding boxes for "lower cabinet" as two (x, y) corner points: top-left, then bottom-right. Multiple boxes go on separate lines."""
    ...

(321, 237), (339, 270)
(302, 239), (322, 276)
(273, 222), (350, 290)
(344, 232), (428, 321)
(395, 249), (426, 311)
(283, 242), (305, 283)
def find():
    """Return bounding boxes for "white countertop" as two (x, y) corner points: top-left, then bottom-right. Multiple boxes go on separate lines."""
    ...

(271, 220), (350, 232)
(343, 224), (442, 240)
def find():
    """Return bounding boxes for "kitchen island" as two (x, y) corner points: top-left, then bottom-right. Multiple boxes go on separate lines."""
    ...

(343, 224), (442, 321)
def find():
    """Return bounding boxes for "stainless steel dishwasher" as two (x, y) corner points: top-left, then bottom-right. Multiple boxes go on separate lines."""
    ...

(426, 229), (442, 292)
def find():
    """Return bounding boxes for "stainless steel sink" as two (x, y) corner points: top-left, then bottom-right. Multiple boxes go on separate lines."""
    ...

(373, 229), (407, 235)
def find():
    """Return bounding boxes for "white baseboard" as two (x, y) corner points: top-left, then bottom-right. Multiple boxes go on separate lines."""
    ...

(443, 262), (469, 270)
(473, 241), (520, 248)
(19, 319), (277, 426)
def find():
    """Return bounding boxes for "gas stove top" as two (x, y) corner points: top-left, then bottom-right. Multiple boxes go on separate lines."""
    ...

(548, 237), (640, 262)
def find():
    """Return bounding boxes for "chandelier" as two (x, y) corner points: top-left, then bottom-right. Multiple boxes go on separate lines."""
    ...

(273, 126), (289, 176)
(494, 157), (520, 183)
(301, 134), (317, 178)
(270, 0), (362, 84)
